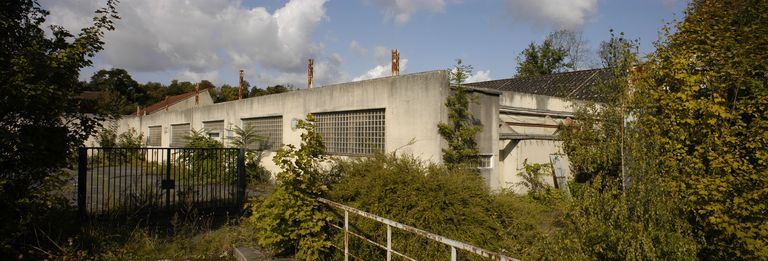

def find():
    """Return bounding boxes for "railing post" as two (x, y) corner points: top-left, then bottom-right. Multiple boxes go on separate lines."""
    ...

(451, 246), (457, 261)
(387, 224), (392, 261)
(165, 148), (171, 211)
(236, 148), (246, 208)
(344, 210), (349, 261)
(77, 147), (87, 220)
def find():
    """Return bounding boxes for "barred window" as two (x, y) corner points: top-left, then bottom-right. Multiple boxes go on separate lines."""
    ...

(170, 123), (190, 147)
(147, 126), (162, 146)
(203, 120), (224, 139)
(242, 116), (282, 151)
(314, 109), (385, 156)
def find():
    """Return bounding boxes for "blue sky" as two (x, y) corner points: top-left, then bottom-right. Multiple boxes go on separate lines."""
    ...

(42, 0), (688, 88)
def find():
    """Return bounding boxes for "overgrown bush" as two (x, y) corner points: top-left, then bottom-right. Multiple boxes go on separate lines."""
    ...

(117, 127), (144, 148)
(97, 125), (118, 147)
(181, 129), (229, 181)
(327, 153), (556, 260)
(249, 115), (332, 260)
(228, 125), (271, 186)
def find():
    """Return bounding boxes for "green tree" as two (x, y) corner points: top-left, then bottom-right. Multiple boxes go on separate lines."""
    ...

(548, 29), (589, 70)
(168, 79), (196, 96)
(561, 31), (639, 183)
(634, 0), (768, 258)
(0, 0), (118, 256)
(438, 59), (482, 170)
(216, 84), (239, 102)
(555, 31), (701, 260)
(88, 68), (143, 103)
(250, 115), (332, 260)
(250, 84), (290, 97)
(138, 81), (167, 106)
(515, 38), (573, 77)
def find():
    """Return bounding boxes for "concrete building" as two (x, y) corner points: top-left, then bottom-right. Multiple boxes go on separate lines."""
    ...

(110, 69), (609, 192)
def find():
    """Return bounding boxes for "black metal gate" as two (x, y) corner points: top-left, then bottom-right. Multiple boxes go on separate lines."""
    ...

(77, 147), (246, 219)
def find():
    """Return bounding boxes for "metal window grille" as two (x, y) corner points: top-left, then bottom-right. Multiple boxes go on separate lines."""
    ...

(170, 123), (190, 147)
(203, 120), (224, 139)
(314, 109), (385, 156)
(148, 126), (162, 146)
(242, 116), (282, 151)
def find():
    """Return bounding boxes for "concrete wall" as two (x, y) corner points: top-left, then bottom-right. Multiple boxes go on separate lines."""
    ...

(467, 89), (500, 188)
(115, 71), (454, 175)
(496, 91), (576, 192)
(106, 69), (578, 193)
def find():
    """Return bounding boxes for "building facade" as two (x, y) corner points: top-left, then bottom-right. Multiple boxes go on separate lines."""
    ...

(109, 69), (607, 192)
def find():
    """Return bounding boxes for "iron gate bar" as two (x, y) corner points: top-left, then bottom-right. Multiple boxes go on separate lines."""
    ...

(77, 147), (246, 219)
(319, 197), (519, 261)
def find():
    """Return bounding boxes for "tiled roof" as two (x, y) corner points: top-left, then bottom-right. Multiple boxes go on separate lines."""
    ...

(465, 68), (613, 100)
(138, 89), (209, 115)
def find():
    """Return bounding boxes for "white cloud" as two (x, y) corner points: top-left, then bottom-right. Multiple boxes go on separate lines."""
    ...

(374, 0), (453, 25)
(373, 46), (389, 65)
(42, 0), (329, 79)
(349, 40), (368, 56)
(262, 53), (348, 87)
(353, 59), (409, 81)
(466, 70), (491, 83)
(505, 0), (597, 30)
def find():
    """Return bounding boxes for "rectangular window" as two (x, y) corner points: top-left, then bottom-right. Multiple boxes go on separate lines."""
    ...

(477, 154), (493, 169)
(314, 109), (385, 156)
(148, 126), (162, 146)
(242, 116), (283, 151)
(203, 120), (224, 140)
(170, 123), (190, 147)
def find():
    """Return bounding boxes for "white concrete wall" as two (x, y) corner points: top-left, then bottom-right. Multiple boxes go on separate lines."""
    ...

(497, 92), (576, 192)
(115, 71), (453, 175)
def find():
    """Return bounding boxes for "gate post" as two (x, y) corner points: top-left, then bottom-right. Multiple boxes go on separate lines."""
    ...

(236, 148), (246, 208)
(77, 147), (87, 220)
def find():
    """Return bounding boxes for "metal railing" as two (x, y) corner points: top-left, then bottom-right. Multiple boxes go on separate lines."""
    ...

(77, 147), (246, 218)
(319, 198), (520, 261)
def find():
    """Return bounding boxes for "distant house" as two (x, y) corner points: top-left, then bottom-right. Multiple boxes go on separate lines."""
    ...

(109, 69), (612, 192)
(137, 88), (214, 116)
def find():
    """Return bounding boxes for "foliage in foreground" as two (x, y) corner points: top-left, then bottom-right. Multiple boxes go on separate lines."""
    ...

(0, 0), (118, 257)
(328, 153), (559, 260)
(250, 115), (332, 260)
(633, 0), (768, 258)
(438, 59), (482, 169)
(229, 124), (271, 185)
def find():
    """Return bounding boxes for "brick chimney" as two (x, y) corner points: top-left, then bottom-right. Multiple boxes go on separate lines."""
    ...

(238, 70), (244, 100)
(308, 59), (314, 89)
(195, 82), (200, 105)
(391, 49), (400, 76)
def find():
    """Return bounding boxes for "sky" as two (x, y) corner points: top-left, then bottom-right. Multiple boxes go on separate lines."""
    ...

(40, 0), (688, 88)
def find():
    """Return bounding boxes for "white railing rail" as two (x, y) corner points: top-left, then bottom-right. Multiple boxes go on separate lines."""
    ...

(318, 198), (520, 261)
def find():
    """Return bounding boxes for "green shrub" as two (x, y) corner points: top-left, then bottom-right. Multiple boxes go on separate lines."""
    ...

(249, 115), (332, 260)
(181, 129), (229, 181)
(328, 153), (509, 260)
(97, 125), (118, 147)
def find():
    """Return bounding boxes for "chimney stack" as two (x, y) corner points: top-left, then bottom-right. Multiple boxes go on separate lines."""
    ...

(307, 58), (314, 89)
(391, 49), (400, 76)
(195, 83), (200, 105)
(238, 70), (244, 100)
